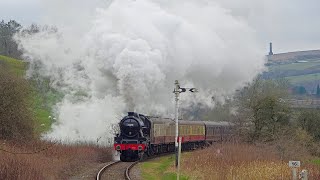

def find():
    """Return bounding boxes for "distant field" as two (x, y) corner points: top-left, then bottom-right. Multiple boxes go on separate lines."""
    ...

(0, 55), (52, 133)
(269, 60), (320, 72)
(285, 73), (320, 84)
(268, 58), (320, 86)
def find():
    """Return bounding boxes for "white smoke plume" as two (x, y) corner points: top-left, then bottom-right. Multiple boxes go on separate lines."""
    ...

(16, 0), (265, 143)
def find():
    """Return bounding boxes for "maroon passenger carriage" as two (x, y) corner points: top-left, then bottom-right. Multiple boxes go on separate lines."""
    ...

(114, 112), (232, 162)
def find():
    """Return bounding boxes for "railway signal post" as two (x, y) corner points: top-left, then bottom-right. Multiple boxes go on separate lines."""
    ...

(173, 80), (197, 169)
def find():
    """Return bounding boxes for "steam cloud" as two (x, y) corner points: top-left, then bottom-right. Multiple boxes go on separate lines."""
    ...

(17, 0), (265, 143)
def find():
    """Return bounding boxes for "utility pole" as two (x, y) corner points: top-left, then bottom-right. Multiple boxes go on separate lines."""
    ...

(174, 80), (180, 168)
(173, 80), (197, 169)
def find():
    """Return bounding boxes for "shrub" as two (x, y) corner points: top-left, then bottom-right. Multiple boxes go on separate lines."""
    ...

(298, 109), (320, 140)
(0, 140), (113, 179)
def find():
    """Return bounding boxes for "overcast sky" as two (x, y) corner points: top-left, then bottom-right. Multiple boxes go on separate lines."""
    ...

(1, 0), (320, 53)
(0, 0), (42, 25)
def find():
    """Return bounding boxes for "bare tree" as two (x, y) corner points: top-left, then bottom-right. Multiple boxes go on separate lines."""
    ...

(234, 78), (291, 142)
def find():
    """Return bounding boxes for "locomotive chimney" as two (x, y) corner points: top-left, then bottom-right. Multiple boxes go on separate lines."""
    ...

(269, 42), (273, 55)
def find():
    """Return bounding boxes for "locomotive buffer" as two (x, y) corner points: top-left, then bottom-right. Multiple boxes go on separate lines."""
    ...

(173, 80), (197, 168)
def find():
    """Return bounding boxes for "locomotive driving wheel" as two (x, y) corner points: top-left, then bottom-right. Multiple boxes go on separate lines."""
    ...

(146, 145), (155, 157)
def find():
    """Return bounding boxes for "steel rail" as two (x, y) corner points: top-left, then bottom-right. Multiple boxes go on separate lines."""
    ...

(96, 161), (121, 180)
(96, 152), (183, 180)
(125, 161), (139, 180)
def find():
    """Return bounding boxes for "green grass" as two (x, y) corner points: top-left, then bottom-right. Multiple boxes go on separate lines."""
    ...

(269, 60), (320, 72)
(140, 155), (189, 180)
(268, 60), (320, 85)
(0, 55), (54, 133)
(310, 159), (320, 166)
(0, 55), (26, 76)
(285, 73), (320, 84)
(31, 90), (53, 132)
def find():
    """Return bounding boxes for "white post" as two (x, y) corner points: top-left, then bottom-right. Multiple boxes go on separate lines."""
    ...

(292, 168), (297, 180)
(289, 161), (300, 180)
(174, 80), (180, 168)
(177, 137), (182, 180)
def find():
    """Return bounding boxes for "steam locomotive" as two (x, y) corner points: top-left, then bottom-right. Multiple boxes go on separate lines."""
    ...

(114, 112), (232, 162)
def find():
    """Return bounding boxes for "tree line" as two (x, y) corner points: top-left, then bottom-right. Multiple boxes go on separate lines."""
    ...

(202, 77), (320, 158)
(0, 20), (40, 59)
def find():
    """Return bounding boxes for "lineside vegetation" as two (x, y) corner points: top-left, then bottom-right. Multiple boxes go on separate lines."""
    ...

(0, 62), (34, 140)
(0, 56), (113, 179)
(180, 144), (320, 180)
(143, 78), (320, 179)
(0, 141), (112, 180)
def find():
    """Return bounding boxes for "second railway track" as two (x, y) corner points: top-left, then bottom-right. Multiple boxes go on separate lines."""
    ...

(96, 161), (138, 180)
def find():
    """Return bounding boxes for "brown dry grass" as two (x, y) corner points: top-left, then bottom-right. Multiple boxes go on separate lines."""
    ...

(181, 143), (320, 180)
(0, 140), (112, 180)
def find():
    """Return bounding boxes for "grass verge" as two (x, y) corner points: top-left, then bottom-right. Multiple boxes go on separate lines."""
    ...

(140, 155), (189, 180)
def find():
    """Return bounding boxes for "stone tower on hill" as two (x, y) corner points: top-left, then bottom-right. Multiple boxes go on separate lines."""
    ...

(269, 42), (273, 55)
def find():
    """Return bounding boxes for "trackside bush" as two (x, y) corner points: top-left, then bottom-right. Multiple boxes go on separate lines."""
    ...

(0, 63), (34, 140)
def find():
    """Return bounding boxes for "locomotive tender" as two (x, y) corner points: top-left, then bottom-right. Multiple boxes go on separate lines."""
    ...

(114, 112), (232, 161)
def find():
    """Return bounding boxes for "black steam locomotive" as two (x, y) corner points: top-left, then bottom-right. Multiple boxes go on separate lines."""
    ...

(114, 112), (232, 162)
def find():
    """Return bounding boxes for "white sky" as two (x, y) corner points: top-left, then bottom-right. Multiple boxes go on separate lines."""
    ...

(0, 0), (42, 25)
(1, 0), (320, 53)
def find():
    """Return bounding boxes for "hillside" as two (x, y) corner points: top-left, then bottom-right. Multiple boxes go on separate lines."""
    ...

(265, 50), (320, 94)
(0, 55), (52, 133)
(0, 55), (26, 76)
(267, 50), (320, 63)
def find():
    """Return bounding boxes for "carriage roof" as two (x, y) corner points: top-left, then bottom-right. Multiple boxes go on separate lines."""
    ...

(147, 117), (232, 127)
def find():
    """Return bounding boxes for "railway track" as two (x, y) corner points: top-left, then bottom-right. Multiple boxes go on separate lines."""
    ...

(96, 150), (197, 180)
(96, 160), (138, 180)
